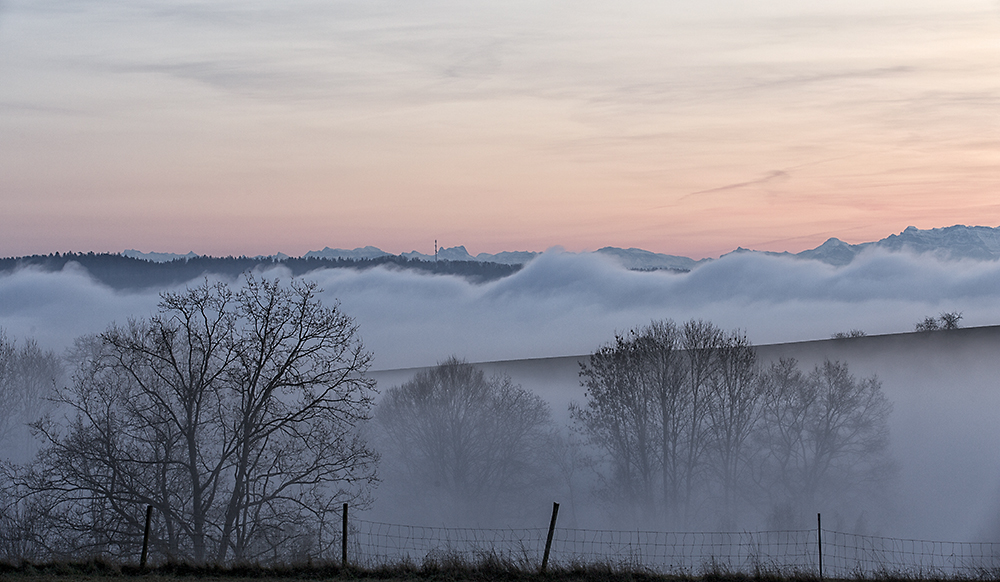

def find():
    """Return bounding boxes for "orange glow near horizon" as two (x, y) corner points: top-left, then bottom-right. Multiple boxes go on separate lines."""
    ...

(2, 1), (1000, 259)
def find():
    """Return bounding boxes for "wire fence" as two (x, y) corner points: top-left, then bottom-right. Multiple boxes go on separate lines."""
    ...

(823, 531), (1000, 578)
(349, 519), (1000, 578)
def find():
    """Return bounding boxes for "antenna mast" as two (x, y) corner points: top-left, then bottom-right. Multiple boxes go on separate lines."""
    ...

(434, 240), (438, 263)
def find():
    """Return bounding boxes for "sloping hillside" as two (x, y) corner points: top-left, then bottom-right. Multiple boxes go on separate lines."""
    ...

(371, 326), (1000, 542)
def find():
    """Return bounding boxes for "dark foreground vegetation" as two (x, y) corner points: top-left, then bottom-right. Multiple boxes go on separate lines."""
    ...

(0, 253), (521, 288)
(0, 558), (990, 582)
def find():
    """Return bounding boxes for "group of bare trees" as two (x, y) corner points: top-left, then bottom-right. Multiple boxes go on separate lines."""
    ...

(915, 311), (962, 331)
(0, 279), (896, 563)
(757, 358), (893, 529)
(1, 277), (377, 564)
(0, 333), (63, 562)
(572, 320), (894, 530)
(368, 320), (894, 533)
(0, 332), (61, 461)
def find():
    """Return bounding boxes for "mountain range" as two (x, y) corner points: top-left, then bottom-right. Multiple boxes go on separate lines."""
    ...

(728, 225), (1000, 267)
(124, 225), (1000, 270)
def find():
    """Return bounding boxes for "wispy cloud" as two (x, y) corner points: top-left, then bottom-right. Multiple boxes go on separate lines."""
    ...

(681, 170), (790, 200)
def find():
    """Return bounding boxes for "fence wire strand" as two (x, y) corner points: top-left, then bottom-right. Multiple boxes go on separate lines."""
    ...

(349, 519), (1000, 577)
(823, 531), (1000, 577)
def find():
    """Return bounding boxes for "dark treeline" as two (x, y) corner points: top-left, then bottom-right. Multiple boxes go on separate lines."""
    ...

(0, 277), (895, 565)
(0, 253), (521, 289)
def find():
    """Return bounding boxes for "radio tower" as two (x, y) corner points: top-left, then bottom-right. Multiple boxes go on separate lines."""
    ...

(434, 240), (438, 263)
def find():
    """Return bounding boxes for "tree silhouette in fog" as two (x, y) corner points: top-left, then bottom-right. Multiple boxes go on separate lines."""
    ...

(0, 331), (61, 457)
(757, 358), (894, 528)
(573, 320), (894, 530)
(0, 331), (62, 561)
(20, 277), (376, 564)
(376, 357), (555, 525)
(573, 320), (759, 528)
(572, 325), (667, 525)
(705, 330), (762, 529)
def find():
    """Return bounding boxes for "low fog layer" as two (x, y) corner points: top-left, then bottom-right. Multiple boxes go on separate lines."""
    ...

(2, 249), (1000, 368)
(371, 327), (1000, 543)
(2, 249), (1000, 549)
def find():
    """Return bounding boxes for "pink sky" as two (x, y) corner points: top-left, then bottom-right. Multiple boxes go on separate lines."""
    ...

(2, 0), (999, 259)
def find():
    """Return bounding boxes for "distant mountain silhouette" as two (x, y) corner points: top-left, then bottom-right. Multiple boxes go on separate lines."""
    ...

(592, 247), (705, 271)
(6, 225), (999, 289)
(724, 225), (1000, 266)
(299, 225), (1000, 270)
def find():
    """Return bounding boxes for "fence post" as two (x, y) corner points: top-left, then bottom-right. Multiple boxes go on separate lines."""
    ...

(342, 503), (349, 568)
(140, 505), (153, 569)
(541, 502), (560, 572)
(817, 512), (823, 580)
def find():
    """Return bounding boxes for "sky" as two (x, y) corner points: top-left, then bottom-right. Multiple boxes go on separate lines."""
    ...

(2, 0), (1000, 259)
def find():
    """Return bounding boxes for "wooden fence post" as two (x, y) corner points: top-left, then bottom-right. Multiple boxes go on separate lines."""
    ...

(342, 502), (348, 568)
(541, 502), (560, 572)
(817, 512), (823, 580)
(140, 505), (153, 569)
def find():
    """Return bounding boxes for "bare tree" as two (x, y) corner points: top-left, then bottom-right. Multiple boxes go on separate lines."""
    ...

(831, 329), (866, 339)
(573, 319), (729, 527)
(0, 331), (61, 459)
(758, 358), (893, 526)
(215, 277), (376, 562)
(679, 319), (724, 522)
(376, 357), (555, 525)
(572, 332), (661, 524)
(939, 311), (963, 329)
(705, 331), (762, 527)
(24, 277), (376, 564)
(915, 312), (962, 332)
(0, 332), (62, 563)
(755, 358), (808, 527)
(637, 321), (687, 526)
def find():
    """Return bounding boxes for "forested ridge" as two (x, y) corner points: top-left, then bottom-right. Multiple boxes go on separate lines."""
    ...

(0, 253), (520, 289)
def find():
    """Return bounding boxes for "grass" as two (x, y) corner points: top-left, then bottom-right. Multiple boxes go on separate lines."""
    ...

(0, 557), (992, 582)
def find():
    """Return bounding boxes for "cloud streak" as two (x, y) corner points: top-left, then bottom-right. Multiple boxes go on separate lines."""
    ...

(681, 170), (790, 200)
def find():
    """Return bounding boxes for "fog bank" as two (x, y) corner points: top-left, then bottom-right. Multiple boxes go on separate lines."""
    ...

(370, 327), (1000, 542)
(3, 249), (1000, 369)
(3, 249), (1000, 542)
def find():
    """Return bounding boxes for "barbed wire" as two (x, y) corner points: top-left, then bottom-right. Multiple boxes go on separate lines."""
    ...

(349, 519), (1000, 577)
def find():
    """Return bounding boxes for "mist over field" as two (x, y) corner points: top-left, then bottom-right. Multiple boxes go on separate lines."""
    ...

(391, 328), (1000, 544)
(3, 248), (1000, 550)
